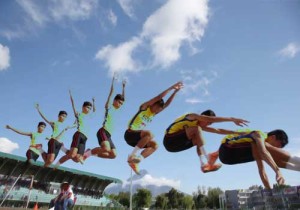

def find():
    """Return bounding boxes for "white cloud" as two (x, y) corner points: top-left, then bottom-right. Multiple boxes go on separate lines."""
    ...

(0, 28), (25, 40)
(142, 0), (209, 68)
(180, 69), (217, 97)
(95, 37), (142, 75)
(185, 98), (206, 104)
(0, 44), (10, 71)
(108, 9), (117, 26)
(122, 173), (180, 189)
(97, 0), (210, 74)
(278, 42), (300, 59)
(179, 69), (218, 104)
(16, 0), (48, 27)
(0, 138), (19, 153)
(49, 0), (98, 21)
(136, 174), (180, 188)
(2, 0), (98, 40)
(117, 0), (136, 18)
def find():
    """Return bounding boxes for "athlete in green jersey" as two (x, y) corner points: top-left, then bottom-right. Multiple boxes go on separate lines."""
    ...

(84, 75), (126, 160)
(35, 103), (75, 167)
(6, 122), (47, 164)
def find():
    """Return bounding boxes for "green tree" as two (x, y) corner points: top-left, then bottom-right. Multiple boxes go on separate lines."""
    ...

(166, 188), (183, 209)
(193, 186), (207, 208)
(181, 195), (195, 210)
(118, 192), (130, 208)
(107, 192), (130, 208)
(206, 187), (223, 209)
(133, 188), (152, 209)
(155, 194), (168, 209)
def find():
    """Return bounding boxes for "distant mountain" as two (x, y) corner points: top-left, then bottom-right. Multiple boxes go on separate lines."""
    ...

(104, 169), (180, 197)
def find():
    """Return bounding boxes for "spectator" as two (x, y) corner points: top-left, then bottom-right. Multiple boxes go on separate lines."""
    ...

(49, 182), (74, 210)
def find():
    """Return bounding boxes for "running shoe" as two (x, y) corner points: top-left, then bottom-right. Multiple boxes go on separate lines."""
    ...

(201, 163), (222, 173)
(207, 151), (219, 165)
(129, 162), (140, 175)
(78, 156), (84, 165)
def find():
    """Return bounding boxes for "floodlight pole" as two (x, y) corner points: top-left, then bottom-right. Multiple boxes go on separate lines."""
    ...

(0, 174), (22, 207)
(25, 175), (34, 209)
(130, 169), (133, 210)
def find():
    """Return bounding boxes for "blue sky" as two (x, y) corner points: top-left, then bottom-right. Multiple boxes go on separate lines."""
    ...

(0, 0), (300, 194)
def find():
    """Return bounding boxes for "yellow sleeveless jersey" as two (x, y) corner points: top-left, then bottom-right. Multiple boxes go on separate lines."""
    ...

(128, 107), (155, 130)
(221, 129), (267, 144)
(165, 114), (198, 134)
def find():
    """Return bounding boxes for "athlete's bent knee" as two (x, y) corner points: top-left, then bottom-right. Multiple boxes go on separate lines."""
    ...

(148, 141), (158, 150)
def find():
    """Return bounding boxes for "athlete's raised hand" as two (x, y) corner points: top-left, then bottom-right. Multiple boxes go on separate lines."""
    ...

(232, 118), (249, 127)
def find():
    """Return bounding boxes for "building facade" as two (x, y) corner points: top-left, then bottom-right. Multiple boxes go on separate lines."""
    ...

(219, 186), (300, 210)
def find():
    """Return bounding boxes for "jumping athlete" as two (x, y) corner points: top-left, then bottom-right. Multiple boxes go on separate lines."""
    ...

(163, 109), (249, 173)
(6, 122), (47, 164)
(124, 81), (183, 174)
(207, 129), (294, 189)
(55, 90), (95, 167)
(84, 75), (126, 160)
(35, 103), (74, 167)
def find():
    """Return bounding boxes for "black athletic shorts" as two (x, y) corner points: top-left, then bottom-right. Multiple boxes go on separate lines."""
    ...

(124, 129), (150, 148)
(97, 127), (116, 149)
(163, 130), (194, 152)
(219, 141), (254, 165)
(71, 131), (87, 155)
(26, 149), (39, 162)
(48, 138), (63, 159)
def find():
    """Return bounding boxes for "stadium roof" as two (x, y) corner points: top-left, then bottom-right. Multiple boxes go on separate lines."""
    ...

(0, 151), (122, 192)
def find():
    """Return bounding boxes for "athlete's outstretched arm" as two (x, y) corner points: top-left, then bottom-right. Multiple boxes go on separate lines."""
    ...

(35, 103), (54, 129)
(202, 127), (244, 135)
(122, 79), (126, 100)
(69, 90), (77, 117)
(105, 76), (115, 109)
(141, 81), (183, 110)
(92, 97), (96, 112)
(160, 82), (183, 112)
(5, 125), (32, 137)
(251, 131), (285, 185)
(252, 143), (272, 189)
(189, 114), (249, 127)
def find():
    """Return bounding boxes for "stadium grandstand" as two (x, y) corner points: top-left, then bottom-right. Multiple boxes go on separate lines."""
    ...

(0, 151), (123, 209)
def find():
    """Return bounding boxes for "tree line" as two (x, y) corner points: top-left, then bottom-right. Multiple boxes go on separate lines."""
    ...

(108, 186), (223, 209)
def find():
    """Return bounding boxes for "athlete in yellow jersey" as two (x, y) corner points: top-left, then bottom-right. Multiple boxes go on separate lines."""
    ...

(163, 110), (249, 173)
(207, 129), (300, 189)
(125, 81), (183, 174)
(6, 122), (47, 164)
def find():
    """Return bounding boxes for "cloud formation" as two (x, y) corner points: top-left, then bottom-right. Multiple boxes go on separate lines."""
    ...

(0, 138), (19, 153)
(49, 0), (98, 21)
(95, 37), (142, 75)
(142, 0), (209, 68)
(97, 0), (210, 73)
(278, 42), (300, 59)
(180, 69), (217, 104)
(129, 173), (180, 188)
(0, 44), (10, 71)
(117, 0), (136, 18)
(108, 9), (118, 26)
(17, 0), (48, 27)
(2, 0), (98, 39)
